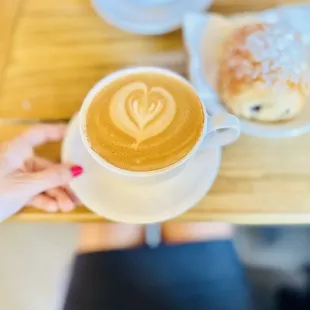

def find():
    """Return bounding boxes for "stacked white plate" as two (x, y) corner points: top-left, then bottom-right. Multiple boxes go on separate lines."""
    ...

(92, 0), (213, 35)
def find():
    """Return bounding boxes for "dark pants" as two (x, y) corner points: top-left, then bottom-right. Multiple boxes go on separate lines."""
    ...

(64, 241), (252, 310)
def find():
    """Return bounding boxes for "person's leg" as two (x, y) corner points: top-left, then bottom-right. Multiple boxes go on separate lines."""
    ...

(162, 222), (233, 244)
(64, 223), (252, 310)
(160, 222), (252, 310)
(78, 223), (144, 253)
(64, 223), (145, 310)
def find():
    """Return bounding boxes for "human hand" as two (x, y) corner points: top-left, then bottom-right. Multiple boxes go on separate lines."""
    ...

(0, 124), (83, 221)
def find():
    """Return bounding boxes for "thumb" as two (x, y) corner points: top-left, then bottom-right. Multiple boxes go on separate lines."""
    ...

(24, 164), (83, 196)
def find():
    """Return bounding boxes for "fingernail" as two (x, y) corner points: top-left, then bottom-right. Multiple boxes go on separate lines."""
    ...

(70, 165), (83, 177)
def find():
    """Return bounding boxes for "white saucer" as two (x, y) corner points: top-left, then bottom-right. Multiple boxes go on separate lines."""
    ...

(91, 0), (213, 35)
(61, 116), (221, 224)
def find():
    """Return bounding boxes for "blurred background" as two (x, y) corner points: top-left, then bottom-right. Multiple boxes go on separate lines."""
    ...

(1, 0), (310, 309)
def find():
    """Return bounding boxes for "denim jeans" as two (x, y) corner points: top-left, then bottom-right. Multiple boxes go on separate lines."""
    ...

(64, 240), (252, 310)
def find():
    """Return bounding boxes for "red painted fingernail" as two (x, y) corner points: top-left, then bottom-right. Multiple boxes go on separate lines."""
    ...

(70, 165), (83, 177)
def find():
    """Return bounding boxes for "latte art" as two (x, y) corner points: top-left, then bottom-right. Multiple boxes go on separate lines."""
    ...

(110, 82), (176, 144)
(85, 71), (204, 172)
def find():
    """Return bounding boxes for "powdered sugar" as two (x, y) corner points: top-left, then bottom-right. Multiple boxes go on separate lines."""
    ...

(227, 22), (310, 94)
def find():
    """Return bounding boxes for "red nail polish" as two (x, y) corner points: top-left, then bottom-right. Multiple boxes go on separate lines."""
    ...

(70, 165), (83, 177)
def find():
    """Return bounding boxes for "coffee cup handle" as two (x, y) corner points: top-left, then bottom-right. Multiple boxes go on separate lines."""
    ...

(199, 114), (240, 150)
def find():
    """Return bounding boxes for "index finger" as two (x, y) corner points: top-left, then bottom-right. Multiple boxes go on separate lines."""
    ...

(18, 124), (67, 147)
(0, 124), (67, 175)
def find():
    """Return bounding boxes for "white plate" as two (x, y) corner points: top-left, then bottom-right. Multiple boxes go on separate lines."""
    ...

(91, 0), (213, 35)
(61, 116), (221, 224)
(184, 7), (310, 138)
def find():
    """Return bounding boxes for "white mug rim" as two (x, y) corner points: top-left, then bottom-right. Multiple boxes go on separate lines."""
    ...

(79, 66), (208, 177)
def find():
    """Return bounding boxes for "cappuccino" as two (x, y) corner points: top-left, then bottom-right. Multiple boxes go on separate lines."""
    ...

(85, 71), (204, 172)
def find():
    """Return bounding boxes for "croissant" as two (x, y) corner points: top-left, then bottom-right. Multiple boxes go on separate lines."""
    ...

(218, 22), (310, 122)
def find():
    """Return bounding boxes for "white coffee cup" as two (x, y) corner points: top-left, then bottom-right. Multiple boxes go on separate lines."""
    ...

(79, 67), (240, 180)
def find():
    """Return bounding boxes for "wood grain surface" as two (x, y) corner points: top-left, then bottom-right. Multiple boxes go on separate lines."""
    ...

(1, 0), (310, 223)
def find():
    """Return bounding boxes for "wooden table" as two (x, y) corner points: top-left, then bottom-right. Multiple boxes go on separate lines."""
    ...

(1, 0), (310, 223)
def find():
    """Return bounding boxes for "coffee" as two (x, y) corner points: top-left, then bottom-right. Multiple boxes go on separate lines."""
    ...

(85, 71), (204, 172)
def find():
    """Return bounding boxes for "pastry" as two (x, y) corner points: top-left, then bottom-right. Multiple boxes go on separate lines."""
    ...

(218, 22), (310, 122)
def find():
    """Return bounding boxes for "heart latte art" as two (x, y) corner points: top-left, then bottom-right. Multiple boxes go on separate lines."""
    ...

(110, 82), (176, 144)
(85, 72), (204, 172)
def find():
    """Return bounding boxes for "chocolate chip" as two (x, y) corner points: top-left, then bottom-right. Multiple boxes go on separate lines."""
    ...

(251, 105), (262, 112)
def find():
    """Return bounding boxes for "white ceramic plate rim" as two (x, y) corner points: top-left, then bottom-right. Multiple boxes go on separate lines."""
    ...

(91, 0), (213, 35)
(185, 8), (310, 138)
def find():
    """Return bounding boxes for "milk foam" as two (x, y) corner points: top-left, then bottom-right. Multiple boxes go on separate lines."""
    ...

(85, 72), (204, 172)
(109, 82), (176, 144)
